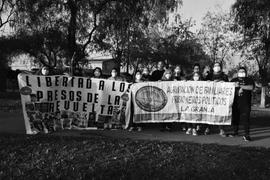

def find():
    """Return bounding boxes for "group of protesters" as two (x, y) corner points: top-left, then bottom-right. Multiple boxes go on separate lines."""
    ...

(37, 60), (254, 141)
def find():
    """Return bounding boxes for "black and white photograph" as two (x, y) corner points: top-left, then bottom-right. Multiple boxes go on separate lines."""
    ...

(1, 0), (270, 179)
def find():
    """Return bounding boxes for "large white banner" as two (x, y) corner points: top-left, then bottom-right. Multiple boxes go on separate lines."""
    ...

(131, 81), (235, 125)
(18, 74), (131, 134)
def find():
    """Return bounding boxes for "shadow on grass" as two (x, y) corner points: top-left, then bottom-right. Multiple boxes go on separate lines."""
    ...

(250, 128), (270, 135)
(250, 115), (270, 126)
(250, 135), (270, 141)
(1, 133), (270, 179)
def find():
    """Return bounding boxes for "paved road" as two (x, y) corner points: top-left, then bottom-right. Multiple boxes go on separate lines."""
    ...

(1, 108), (270, 148)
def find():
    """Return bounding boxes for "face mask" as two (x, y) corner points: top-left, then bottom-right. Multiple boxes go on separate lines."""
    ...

(213, 66), (221, 73)
(194, 68), (200, 73)
(193, 76), (199, 81)
(165, 74), (171, 79)
(158, 64), (164, 70)
(238, 72), (246, 78)
(111, 72), (117, 78)
(42, 69), (49, 75)
(136, 74), (142, 80)
(94, 71), (101, 77)
(142, 71), (149, 75)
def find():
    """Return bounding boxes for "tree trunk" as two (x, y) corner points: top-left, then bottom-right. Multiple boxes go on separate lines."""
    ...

(67, 0), (78, 69)
(260, 86), (266, 108)
(0, 67), (7, 92)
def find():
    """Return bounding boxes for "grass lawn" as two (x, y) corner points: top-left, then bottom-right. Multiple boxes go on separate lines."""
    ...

(0, 133), (270, 180)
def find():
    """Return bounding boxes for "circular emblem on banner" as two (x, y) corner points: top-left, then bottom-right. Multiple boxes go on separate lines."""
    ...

(135, 86), (167, 112)
(20, 86), (32, 95)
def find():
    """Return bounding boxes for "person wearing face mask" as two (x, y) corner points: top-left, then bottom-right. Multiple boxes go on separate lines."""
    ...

(128, 71), (144, 132)
(142, 67), (151, 81)
(192, 73), (200, 81)
(108, 68), (124, 81)
(229, 67), (254, 141)
(185, 72), (202, 136)
(173, 65), (185, 81)
(160, 69), (174, 132)
(161, 69), (173, 81)
(151, 61), (165, 81)
(210, 62), (229, 82)
(105, 68), (124, 130)
(133, 71), (144, 83)
(181, 63), (201, 132)
(186, 63), (202, 80)
(204, 62), (229, 137)
(202, 65), (212, 80)
(92, 67), (103, 79)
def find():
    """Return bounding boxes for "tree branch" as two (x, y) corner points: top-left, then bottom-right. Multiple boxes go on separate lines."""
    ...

(0, 0), (15, 29)
(0, 0), (6, 12)
(82, 0), (111, 52)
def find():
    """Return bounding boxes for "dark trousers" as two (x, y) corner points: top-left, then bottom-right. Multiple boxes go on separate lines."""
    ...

(188, 123), (196, 129)
(203, 125), (223, 132)
(232, 105), (251, 136)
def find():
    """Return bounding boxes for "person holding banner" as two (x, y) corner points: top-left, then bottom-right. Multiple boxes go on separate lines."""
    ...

(160, 69), (174, 131)
(185, 72), (203, 136)
(92, 67), (104, 79)
(229, 67), (254, 141)
(161, 69), (174, 81)
(134, 71), (144, 83)
(186, 63), (201, 80)
(205, 62), (229, 137)
(104, 68), (126, 130)
(182, 63), (201, 132)
(173, 65), (185, 81)
(202, 65), (211, 80)
(210, 62), (229, 82)
(142, 67), (151, 81)
(73, 65), (83, 77)
(108, 68), (124, 81)
(151, 61), (165, 81)
(129, 71), (144, 131)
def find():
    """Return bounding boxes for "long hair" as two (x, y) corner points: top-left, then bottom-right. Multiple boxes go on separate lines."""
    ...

(93, 67), (103, 77)
(173, 65), (184, 77)
(161, 69), (173, 81)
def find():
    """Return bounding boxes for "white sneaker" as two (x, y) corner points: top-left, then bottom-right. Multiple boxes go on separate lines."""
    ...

(186, 128), (192, 135)
(204, 127), (210, 135)
(192, 129), (198, 136)
(219, 129), (226, 137)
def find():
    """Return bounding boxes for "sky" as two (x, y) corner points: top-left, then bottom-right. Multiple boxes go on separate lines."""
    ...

(179, 0), (236, 32)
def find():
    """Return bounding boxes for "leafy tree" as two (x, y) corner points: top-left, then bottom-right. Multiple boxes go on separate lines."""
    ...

(146, 17), (210, 72)
(95, 0), (182, 73)
(0, 31), (67, 67)
(232, 0), (270, 107)
(10, 0), (181, 73)
(0, 0), (16, 31)
(12, 0), (112, 70)
(0, 0), (18, 91)
(198, 10), (240, 67)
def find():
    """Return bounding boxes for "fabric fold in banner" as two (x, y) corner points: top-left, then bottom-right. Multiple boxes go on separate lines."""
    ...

(17, 74), (132, 134)
(131, 81), (235, 125)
